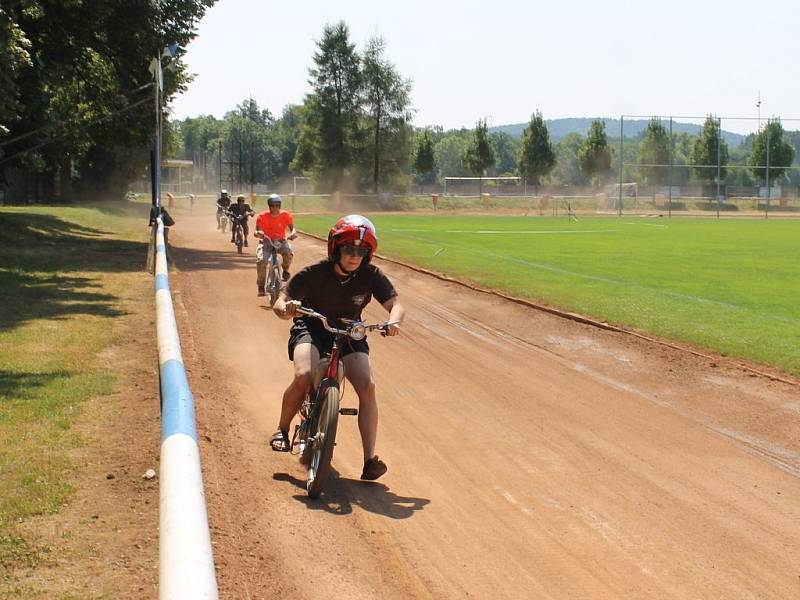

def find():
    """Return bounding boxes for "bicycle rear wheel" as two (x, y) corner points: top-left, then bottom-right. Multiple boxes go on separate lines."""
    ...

(307, 385), (340, 499)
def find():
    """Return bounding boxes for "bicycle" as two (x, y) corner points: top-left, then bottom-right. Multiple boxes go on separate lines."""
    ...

(257, 233), (297, 306)
(217, 208), (229, 233)
(230, 213), (246, 254)
(290, 305), (398, 499)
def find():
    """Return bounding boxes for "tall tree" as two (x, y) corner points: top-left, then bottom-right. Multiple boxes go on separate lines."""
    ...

(749, 119), (795, 187)
(638, 118), (671, 187)
(578, 119), (612, 187)
(296, 21), (362, 191)
(361, 35), (412, 192)
(518, 111), (555, 188)
(412, 129), (436, 191)
(691, 115), (728, 186)
(0, 8), (31, 135)
(464, 119), (495, 197)
(2, 0), (215, 201)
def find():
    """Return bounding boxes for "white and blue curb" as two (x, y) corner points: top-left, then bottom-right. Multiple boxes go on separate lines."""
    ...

(154, 218), (219, 599)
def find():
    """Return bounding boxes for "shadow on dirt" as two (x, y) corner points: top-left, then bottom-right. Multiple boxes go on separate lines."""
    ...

(0, 213), (143, 333)
(170, 245), (255, 273)
(273, 470), (430, 519)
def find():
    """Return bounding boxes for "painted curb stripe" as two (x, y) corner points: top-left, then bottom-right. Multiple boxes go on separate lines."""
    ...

(155, 274), (169, 291)
(160, 359), (197, 442)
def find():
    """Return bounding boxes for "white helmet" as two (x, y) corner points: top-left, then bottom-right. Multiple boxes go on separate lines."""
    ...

(268, 193), (282, 207)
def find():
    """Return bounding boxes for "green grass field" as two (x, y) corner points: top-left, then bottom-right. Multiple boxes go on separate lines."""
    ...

(0, 204), (150, 581)
(297, 214), (800, 376)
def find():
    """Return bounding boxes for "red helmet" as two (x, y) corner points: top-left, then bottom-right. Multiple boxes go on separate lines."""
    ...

(327, 215), (378, 262)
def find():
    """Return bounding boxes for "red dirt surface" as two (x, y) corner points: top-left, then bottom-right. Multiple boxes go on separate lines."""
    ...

(167, 214), (799, 599)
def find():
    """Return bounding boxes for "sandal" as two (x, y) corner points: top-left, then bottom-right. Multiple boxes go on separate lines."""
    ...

(269, 429), (290, 452)
(360, 456), (387, 481)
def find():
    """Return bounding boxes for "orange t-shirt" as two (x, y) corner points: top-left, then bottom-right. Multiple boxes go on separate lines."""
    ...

(255, 210), (293, 240)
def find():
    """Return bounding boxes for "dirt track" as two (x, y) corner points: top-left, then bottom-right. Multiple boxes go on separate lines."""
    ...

(168, 214), (799, 599)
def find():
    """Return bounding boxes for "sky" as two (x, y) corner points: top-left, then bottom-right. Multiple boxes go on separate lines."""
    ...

(170, 0), (800, 135)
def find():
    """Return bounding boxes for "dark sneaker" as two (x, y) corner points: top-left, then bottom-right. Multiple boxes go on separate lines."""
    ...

(282, 270), (290, 282)
(244, 240), (248, 247)
(257, 287), (266, 297)
(360, 456), (387, 481)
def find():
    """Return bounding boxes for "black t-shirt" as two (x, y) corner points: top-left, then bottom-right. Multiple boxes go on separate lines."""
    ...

(228, 203), (253, 219)
(287, 259), (397, 331)
(217, 197), (231, 209)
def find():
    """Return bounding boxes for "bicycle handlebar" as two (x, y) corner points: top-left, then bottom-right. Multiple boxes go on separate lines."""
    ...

(294, 305), (399, 340)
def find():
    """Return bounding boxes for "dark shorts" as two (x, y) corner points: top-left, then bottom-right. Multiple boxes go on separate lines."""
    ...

(288, 319), (369, 361)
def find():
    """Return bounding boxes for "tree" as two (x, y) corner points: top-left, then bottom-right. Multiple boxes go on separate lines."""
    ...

(691, 116), (728, 186)
(464, 119), (495, 197)
(638, 118), (671, 187)
(517, 111), (555, 188)
(550, 133), (588, 186)
(361, 35), (412, 192)
(489, 131), (519, 176)
(412, 129), (436, 191)
(1, 0), (215, 201)
(270, 104), (301, 179)
(749, 119), (795, 187)
(295, 21), (362, 191)
(434, 132), (470, 181)
(578, 120), (612, 187)
(0, 8), (31, 135)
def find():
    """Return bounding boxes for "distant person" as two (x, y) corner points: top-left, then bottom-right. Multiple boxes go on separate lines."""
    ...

(216, 190), (231, 230)
(228, 194), (255, 246)
(254, 194), (296, 296)
(149, 205), (176, 254)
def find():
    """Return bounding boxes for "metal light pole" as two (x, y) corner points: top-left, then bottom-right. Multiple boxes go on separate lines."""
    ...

(150, 44), (178, 212)
(716, 117), (722, 219)
(153, 54), (162, 210)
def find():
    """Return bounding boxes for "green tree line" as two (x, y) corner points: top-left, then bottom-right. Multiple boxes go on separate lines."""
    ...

(0, 1), (215, 201)
(3, 11), (798, 201)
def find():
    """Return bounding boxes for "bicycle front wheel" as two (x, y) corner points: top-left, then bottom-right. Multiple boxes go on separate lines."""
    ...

(268, 264), (280, 306)
(307, 385), (340, 499)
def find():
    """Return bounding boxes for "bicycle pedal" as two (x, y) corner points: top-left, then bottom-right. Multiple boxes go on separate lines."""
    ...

(339, 408), (358, 416)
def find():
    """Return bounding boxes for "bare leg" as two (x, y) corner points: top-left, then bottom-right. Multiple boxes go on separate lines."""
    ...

(278, 343), (318, 432)
(343, 352), (377, 461)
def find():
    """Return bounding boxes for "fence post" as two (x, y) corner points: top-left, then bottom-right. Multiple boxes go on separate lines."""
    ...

(618, 116), (624, 216)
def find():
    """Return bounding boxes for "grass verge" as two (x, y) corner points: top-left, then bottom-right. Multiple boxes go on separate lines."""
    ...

(0, 203), (151, 591)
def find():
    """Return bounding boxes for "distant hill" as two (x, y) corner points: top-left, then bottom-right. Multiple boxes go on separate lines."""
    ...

(491, 118), (745, 146)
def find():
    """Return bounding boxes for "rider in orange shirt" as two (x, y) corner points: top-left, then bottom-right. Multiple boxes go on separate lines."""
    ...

(254, 194), (296, 296)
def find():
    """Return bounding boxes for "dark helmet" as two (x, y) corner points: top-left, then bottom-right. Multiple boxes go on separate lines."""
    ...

(327, 215), (378, 264)
(267, 193), (282, 207)
(236, 194), (245, 202)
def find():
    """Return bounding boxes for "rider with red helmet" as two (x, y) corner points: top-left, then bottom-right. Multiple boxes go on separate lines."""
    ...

(271, 215), (405, 481)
